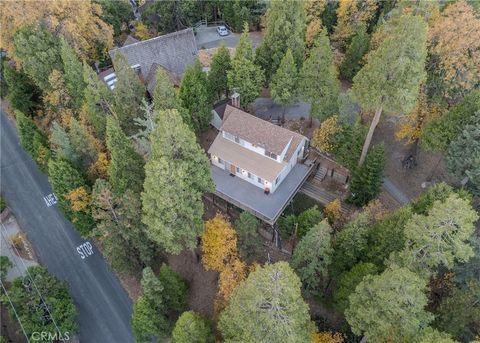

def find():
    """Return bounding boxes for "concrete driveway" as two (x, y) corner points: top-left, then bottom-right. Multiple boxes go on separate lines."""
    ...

(195, 25), (262, 49)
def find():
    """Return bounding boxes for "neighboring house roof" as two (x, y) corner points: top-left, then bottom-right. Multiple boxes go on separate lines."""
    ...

(213, 100), (232, 120)
(98, 67), (117, 90)
(145, 63), (181, 94)
(208, 135), (286, 182)
(123, 35), (139, 46)
(109, 28), (198, 80)
(220, 105), (307, 161)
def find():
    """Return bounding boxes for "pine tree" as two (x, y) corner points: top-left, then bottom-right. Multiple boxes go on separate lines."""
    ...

(60, 38), (86, 109)
(142, 109), (214, 254)
(47, 157), (94, 236)
(153, 68), (178, 111)
(218, 262), (313, 342)
(270, 49), (298, 110)
(92, 179), (154, 274)
(172, 311), (214, 343)
(345, 265), (433, 342)
(2, 61), (40, 113)
(112, 52), (146, 134)
(340, 23), (369, 81)
(348, 144), (385, 206)
(132, 99), (158, 157)
(12, 25), (62, 90)
(68, 117), (99, 171)
(297, 206), (324, 238)
(291, 221), (333, 293)
(208, 43), (232, 102)
(228, 26), (264, 108)
(106, 116), (145, 195)
(50, 121), (79, 165)
(300, 30), (340, 121)
(158, 263), (188, 313)
(446, 112), (480, 196)
(352, 14), (428, 165)
(234, 211), (262, 262)
(255, 0), (305, 83)
(178, 60), (212, 132)
(82, 62), (112, 139)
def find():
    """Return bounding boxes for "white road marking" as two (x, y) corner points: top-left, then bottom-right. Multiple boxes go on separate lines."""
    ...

(43, 193), (58, 207)
(76, 241), (94, 260)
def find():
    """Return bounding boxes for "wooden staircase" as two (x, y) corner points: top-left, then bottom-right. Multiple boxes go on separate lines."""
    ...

(313, 166), (328, 183)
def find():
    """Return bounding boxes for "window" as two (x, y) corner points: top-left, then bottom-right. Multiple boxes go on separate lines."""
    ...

(224, 131), (234, 140)
(264, 150), (277, 160)
(235, 136), (240, 143)
(275, 176), (280, 185)
(257, 177), (263, 184)
(218, 158), (223, 164)
(248, 172), (253, 179)
(236, 167), (240, 173)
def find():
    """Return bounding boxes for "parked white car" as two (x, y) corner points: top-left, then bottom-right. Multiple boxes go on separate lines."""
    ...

(216, 25), (229, 36)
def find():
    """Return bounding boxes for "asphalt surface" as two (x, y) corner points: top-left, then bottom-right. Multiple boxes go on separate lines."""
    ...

(0, 110), (134, 342)
(383, 177), (410, 205)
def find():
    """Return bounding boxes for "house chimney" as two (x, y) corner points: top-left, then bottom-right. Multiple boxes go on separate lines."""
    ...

(230, 92), (240, 108)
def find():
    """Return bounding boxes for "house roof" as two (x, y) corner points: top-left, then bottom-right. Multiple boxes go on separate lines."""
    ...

(208, 134), (286, 182)
(123, 35), (139, 46)
(145, 63), (181, 94)
(109, 28), (197, 79)
(213, 100), (233, 120)
(220, 105), (307, 160)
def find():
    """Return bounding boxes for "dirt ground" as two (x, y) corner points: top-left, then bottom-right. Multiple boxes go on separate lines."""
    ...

(372, 115), (454, 201)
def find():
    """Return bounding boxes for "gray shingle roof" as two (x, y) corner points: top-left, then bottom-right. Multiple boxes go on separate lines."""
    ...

(109, 28), (198, 79)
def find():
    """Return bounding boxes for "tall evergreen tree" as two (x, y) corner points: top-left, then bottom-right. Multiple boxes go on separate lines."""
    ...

(208, 43), (232, 102)
(153, 68), (178, 111)
(2, 62), (40, 113)
(270, 49), (298, 110)
(82, 62), (112, 138)
(255, 0), (305, 83)
(346, 265), (433, 342)
(446, 112), (480, 196)
(47, 157), (94, 235)
(60, 38), (86, 109)
(393, 194), (478, 277)
(50, 121), (79, 165)
(218, 262), (313, 342)
(228, 25), (264, 108)
(348, 144), (385, 206)
(291, 221), (333, 293)
(340, 23), (370, 81)
(352, 14), (428, 165)
(172, 311), (214, 343)
(68, 117), (99, 171)
(142, 109), (214, 254)
(92, 179), (154, 274)
(234, 211), (262, 263)
(112, 52), (146, 134)
(106, 116), (145, 195)
(300, 30), (340, 121)
(12, 25), (62, 90)
(178, 60), (212, 132)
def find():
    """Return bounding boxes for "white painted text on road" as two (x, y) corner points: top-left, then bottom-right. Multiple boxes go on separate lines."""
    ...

(77, 241), (94, 260)
(43, 193), (58, 207)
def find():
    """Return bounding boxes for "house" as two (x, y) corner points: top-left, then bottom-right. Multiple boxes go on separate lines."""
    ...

(104, 28), (198, 92)
(207, 103), (314, 225)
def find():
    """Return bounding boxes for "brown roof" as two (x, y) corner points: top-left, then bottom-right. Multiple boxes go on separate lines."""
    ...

(220, 105), (307, 160)
(145, 63), (181, 94)
(208, 135), (286, 182)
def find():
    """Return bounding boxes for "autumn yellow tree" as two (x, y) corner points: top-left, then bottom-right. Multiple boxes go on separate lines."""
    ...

(311, 115), (341, 152)
(311, 331), (345, 343)
(428, 0), (480, 101)
(304, 0), (327, 53)
(66, 186), (91, 212)
(395, 89), (443, 145)
(1, 0), (113, 62)
(133, 22), (151, 41)
(87, 152), (109, 181)
(215, 257), (247, 314)
(333, 0), (377, 49)
(201, 214), (238, 272)
(42, 70), (75, 130)
(324, 199), (342, 225)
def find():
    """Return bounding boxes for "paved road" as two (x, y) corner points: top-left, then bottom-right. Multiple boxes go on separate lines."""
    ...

(0, 110), (134, 342)
(383, 177), (410, 205)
